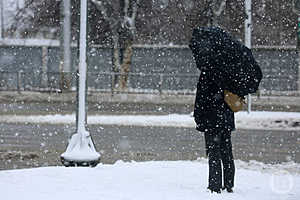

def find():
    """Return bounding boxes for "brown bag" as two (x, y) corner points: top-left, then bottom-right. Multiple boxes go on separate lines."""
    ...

(224, 90), (246, 112)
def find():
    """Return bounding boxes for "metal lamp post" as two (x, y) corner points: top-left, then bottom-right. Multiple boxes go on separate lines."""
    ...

(61, 0), (100, 167)
(245, 0), (252, 113)
(0, 0), (3, 39)
(293, 0), (300, 92)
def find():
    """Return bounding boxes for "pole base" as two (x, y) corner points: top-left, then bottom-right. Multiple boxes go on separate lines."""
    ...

(61, 156), (99, 167)
(60, 130), (101, 168)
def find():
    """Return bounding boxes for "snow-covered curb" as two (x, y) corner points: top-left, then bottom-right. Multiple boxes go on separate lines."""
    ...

(0, 111), (300, 130)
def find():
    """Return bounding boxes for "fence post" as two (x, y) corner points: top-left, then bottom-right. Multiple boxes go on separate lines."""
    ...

(17, 71), (22, 94)
(111, 72), (115, 96)
(298, 53), (300, 93)
(159, 74), (163, 95)
(41, 46), (48, 88)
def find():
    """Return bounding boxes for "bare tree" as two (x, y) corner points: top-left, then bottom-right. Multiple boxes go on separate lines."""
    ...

(9, 0), (60, 38)
(92, 0), (140, 90)
(205, 0), (227, 26)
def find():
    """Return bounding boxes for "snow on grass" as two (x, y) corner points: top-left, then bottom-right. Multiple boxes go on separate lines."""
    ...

(0, 111), (300, 130)
(0, 159), (299, 200)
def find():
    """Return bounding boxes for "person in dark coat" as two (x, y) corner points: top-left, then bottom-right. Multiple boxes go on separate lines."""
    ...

(190, 27), (236, 194)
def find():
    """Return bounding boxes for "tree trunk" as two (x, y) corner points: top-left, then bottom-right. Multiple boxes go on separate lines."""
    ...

(112, 32), (121, 90)
(119, 42), (133, 90)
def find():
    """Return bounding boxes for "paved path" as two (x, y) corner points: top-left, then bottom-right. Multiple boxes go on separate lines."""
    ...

(0, 123), (299, 170)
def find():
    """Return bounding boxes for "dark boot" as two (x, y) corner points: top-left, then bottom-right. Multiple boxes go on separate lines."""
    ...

(222, 187), (233, 193)
(208, 187), (221, 193)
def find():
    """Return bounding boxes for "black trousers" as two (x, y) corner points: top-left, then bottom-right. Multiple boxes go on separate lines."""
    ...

(204, 129), (235, 191)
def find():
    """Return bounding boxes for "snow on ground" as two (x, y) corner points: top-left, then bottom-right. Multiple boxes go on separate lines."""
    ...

(0, 159), (299, 200)
(1, 111), (300, 199)
(0, 111), (300, 130)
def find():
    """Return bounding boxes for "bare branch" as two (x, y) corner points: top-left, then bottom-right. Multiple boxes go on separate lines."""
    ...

(91, 0), (121, 32)
(213, 0), (226, 16)
(124, 0), (129, 19)
(131, 0), (140, 23)
(91, 0), (109, 21)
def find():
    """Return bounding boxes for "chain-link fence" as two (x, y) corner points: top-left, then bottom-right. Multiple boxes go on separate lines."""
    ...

(0, 70), (298, 95)
(0, 71), (200, 95)
(0, 44), (299, 95)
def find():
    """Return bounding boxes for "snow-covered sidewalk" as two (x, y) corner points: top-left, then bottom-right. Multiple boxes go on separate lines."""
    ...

(0, 159), (299, 200)
(1, 111), (300, 130)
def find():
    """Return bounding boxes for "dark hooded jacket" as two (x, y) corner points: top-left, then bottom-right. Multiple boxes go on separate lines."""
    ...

(189, 26), (262, 97)
(189, 27), (236, 132)
(194, 69), (235, 132)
